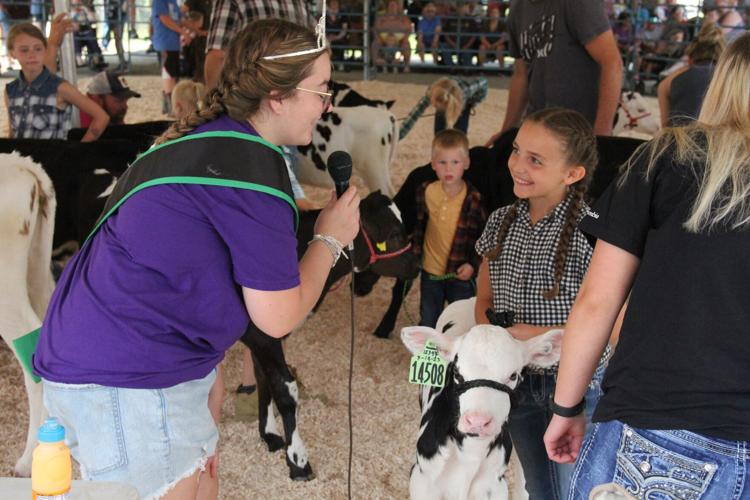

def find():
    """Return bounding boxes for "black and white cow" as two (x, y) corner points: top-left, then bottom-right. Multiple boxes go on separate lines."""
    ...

(0, 153), (57, 477)
(330, 81), (395, 109)
(401, 297), (562, 500)
(296, 106), (399, 197)
(613, 91), (660, 138)
(242, 191), (420, 480)
(365, 130), (647, 338)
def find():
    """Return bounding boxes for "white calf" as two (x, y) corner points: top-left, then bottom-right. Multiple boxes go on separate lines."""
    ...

(295, 105), (398, 197)
(613, 91), (660, 139)
(0, 152), (56, 476)
(402, 297), (563, 500)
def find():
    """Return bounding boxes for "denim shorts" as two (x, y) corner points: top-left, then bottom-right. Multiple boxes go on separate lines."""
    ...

(570, 419), (750, 500)
(43, 370), (219, 499)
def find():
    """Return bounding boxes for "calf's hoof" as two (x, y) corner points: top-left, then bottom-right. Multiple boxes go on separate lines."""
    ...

(287, 458), (315, 481)
(373, 324), (392, 339)
(262, 432), (285, 452)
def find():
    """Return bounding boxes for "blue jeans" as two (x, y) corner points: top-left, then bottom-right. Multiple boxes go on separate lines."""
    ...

(434, 105), (472, 135)
(419, 271), (474, 328)
(509, 372), (573, 500)
(570, 419), (750, 499)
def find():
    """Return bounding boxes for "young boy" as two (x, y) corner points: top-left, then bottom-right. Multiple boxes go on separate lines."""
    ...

(412, 129), (486, 327)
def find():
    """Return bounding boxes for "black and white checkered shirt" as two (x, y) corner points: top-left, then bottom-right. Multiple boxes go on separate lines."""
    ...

(475, 194), (593, 327)
(206, 0), (313, 51)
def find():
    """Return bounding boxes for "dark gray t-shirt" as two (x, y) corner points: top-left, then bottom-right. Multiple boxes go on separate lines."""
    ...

(507, 0), (610, 124)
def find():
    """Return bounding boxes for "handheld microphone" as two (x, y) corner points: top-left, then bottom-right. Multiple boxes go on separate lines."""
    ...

(326, 151), (354, 251)
(327, 151), (352, 199)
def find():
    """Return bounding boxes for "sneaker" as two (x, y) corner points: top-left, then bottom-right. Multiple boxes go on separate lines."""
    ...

(234, 384), (259, 421)
(129, 29), (139, 39)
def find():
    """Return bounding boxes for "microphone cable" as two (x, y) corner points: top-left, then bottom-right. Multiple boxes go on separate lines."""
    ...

(346, 245), (355, 500)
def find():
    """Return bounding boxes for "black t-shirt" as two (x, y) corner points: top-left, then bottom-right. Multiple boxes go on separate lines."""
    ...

(580, 140), (750, 441)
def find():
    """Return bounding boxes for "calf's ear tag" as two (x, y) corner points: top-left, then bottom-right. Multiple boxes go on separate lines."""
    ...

(408, 340), (447, 388)
(376, 241), (387, 252)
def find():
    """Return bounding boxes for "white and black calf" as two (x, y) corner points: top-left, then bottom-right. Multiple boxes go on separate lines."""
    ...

(402, 298), (563, 500)
(295, 105), (399, 197)
(0, 153), (57, 476)
(330, 81), (395, 109)
(239, 191), (419, 480)
(613, 91), (660, 138)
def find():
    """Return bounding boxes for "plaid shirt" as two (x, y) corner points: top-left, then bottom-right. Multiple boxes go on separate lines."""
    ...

(6, 68), (72, 140)
(399, 77), (488, 140)
(207, 0), (313, 51)
(412, 180), (486, 276)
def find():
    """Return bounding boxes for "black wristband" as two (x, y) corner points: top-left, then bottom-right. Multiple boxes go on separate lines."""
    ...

(549, 395), (585, 417)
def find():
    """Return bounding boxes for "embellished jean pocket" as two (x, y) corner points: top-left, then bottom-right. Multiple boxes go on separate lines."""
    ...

(613, 426), (717, 500)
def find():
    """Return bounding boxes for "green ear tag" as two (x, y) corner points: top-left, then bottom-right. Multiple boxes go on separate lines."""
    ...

(408, 340), (448, 388)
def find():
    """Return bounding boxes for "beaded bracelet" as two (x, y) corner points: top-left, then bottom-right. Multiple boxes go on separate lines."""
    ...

(309, 234), (348, 268)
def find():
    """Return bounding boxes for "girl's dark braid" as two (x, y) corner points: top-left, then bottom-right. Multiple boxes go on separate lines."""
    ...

(484, 200), (521, 261)
(154, 85), (229, 145)
(543, 184), (586, 300)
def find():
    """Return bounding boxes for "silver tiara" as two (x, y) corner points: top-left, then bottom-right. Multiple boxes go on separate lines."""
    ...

(262, 2), (327, 60)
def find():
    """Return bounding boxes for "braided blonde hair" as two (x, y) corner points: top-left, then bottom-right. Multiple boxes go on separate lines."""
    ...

(155, 19), (322, 145)
(483, 108), (598, 299)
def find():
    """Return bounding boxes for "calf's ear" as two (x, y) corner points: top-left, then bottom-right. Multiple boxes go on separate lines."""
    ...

(401, 326), (456, 360)
(521, 329), (563, 368)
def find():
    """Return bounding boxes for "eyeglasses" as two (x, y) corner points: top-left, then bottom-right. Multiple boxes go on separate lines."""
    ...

(295, 86), (333, 108)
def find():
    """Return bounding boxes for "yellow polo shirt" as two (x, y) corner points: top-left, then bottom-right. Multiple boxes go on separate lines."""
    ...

(422, 180), (467, 275)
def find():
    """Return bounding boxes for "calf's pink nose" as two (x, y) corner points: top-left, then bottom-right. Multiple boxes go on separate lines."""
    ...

(461, 412), (494, 434)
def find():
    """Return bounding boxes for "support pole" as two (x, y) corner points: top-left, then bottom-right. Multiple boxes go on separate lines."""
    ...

(52, 0), (80, 126)
(363, 0), (371, 81)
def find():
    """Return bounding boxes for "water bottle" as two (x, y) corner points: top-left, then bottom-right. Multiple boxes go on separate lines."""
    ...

(31, 417), (72, 500)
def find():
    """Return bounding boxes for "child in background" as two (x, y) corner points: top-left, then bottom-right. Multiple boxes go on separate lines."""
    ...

(399, 75), (487, 139)
(171, 79), (204, 120)
(474, 108), (603, 500)
(151, 0), (182, 115)
(70, 0), (107, 70)
(179, 10), (206, 81)
(416, 2), (441, 63)
(412, 129), (485, 327)
(4, 23), (109, 140)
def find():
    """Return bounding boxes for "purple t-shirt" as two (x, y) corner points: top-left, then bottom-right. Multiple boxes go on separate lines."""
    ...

(33, 116), (300, 388)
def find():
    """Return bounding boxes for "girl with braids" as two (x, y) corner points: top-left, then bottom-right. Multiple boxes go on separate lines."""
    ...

(474, 107), (601, 500)
(545, 34), (750, 499)
(32, 19), (359, 500)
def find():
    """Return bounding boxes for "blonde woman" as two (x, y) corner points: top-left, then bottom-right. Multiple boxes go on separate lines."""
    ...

(399, 76), (488, 140)
(657, 22), (725, 127)
(544, 34), (750, 498)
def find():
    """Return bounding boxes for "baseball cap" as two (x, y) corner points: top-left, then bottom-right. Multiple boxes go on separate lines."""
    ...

(87, 71), (142, 99)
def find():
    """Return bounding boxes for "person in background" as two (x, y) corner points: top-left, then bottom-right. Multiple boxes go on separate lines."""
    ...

(70, 0), (107, 70)
(180, 10), (206, 81)
(412, 128), (485, 328)
(152, 0), (184, 115)
(326, 0), (348, 70)
(372, 0), (413, 73)
(171, 79), (203, 124)
(544, 34), (750, 500)
(440, 1), (479, 68)
(81, 70), (141, 127)
(416, 2), (441, 63)
(4, 23), (109, 140)
(486, 0), (622, 142)
(399, 75), (488, 139)
(203, 0), (312, 90)
(478, 4), (506, 69)
(657, 21), (725, 127)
